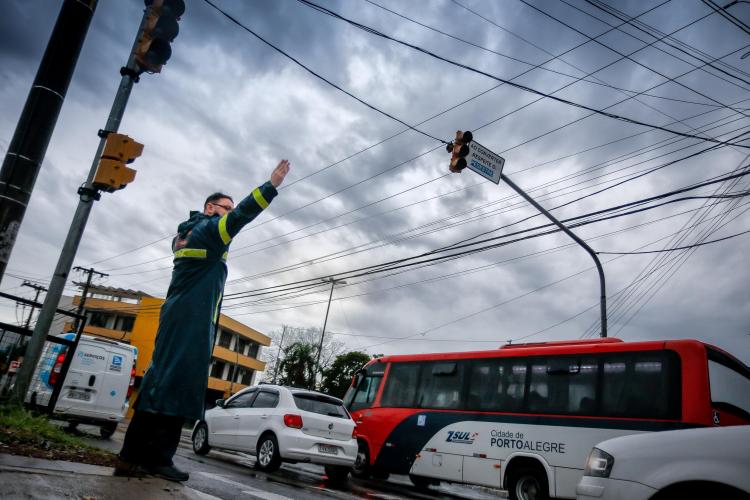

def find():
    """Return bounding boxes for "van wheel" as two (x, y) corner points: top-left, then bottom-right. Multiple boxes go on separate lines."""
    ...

(192, 422), (211, 455)
(351, 441), (371, 479)
(507, 466), (549, 500)
(99, 422), (117, 439)
(255, 434), (281, 472)
(409, 474), (437, 490)
(324, 465), (350, 483)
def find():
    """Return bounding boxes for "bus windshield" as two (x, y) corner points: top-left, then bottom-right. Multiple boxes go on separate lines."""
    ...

(344, 363), (384, 412)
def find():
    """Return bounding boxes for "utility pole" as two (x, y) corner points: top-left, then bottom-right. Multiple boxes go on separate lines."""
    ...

(72, 266), (108, 329)
(21, 282), (48, 330)
(13, 0), (185, 404)
(272, 325), (288, 385)
(0, 0), (97, 282)
(312, 278), (346, 389)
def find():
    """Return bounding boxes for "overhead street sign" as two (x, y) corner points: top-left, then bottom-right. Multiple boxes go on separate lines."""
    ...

(467, 141), (505, 184)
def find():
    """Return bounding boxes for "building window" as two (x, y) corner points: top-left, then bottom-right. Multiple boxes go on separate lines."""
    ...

(88, 312), (111, 328)
(246, 342), (259, 358)
(114, 316), (135, 332)
(217, 330), (232, 349)
(241, 369), (254, 385)
(209, 360), (226, 379)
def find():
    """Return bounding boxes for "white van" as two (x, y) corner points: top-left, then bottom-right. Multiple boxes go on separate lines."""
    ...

(28, 333), (137, 438)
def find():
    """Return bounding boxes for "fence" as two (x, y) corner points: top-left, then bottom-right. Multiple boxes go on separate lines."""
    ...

(0, 291), (87, 414)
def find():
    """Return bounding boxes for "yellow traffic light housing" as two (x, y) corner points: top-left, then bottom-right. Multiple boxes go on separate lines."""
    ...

(93, 133), (143, 192)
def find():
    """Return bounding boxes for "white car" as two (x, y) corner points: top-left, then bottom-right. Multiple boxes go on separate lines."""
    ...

(577, 425), (750, 500)
(192, 384), (357, 481)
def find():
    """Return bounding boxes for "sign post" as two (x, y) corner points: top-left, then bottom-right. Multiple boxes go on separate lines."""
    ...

(447, 131), (607, 337)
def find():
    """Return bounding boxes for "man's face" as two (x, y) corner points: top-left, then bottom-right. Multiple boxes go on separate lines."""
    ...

(204, 197), (235, 217)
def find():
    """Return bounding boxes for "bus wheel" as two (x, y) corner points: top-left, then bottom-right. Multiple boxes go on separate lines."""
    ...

(351, 441), (371, 479)
(409, 474), (437, 490)
(507, 466), (549, 500)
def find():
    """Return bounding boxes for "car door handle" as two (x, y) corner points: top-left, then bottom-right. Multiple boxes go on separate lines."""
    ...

(233, 416), (240, 419)
(260, 415), (268, 419)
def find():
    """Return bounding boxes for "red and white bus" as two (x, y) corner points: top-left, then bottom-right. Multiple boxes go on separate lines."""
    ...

(342, 338), (750, 500)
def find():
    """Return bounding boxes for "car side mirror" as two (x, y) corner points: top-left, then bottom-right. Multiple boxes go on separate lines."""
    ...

(215, 399), (225, 408)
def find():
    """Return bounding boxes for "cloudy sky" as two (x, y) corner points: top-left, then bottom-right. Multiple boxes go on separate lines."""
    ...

(1, 0), (749, 365)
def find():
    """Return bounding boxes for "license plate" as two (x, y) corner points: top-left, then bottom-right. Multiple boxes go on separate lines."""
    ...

(319, 444), (338, 455)
(67, 390), (90, 401)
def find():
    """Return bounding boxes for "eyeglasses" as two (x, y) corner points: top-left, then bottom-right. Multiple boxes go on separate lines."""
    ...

(210, 202), (234, 212)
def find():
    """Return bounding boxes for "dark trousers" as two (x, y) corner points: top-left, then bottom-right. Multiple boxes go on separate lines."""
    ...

(119, 409), (185, 466)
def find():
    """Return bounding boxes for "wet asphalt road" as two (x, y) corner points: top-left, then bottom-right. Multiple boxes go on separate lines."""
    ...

(73, 422), (507, 500)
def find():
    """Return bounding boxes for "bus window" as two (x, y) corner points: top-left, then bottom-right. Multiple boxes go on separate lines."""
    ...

(503, 361), (527, 412)
(417, 361), (465, 409)
(381, 362), (421, 407)
(601, 352), (680, 419)
(708, 359), (750, 419)
(467, 359), (501, 411)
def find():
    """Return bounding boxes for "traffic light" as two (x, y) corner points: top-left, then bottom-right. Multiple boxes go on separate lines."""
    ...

(92, 133), (144, 192)
(134, 0), (185, 74)
(447, 130), (473, 173)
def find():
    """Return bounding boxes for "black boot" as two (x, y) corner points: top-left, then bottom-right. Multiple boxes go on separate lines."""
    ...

(141, 463), (190, 482)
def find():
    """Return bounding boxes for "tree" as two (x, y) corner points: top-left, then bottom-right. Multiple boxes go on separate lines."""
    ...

(319, 351), (371, 399)
(263, 325), (344, 384)
(277, 342), (316, 388)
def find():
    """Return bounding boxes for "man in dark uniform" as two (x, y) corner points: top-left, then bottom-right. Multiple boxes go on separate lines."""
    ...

(117, 160), (290, 481)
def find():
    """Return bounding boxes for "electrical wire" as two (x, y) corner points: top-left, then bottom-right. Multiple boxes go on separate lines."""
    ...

(296, 0), (750, 147)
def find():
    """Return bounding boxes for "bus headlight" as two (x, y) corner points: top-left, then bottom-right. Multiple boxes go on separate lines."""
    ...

(584, 448), (614, 478)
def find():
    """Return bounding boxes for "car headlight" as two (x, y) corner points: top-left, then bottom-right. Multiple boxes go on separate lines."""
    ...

(584, 447), (614, 478)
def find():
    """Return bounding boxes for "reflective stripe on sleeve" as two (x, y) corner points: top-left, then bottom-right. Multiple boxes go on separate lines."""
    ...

(221, 251), (228, 262)
(218, 213), (232, 244)
(252, 187), (269, 209)
(174, 248), (207, 259)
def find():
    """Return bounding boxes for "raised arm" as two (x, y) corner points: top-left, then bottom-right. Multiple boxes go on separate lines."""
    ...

(217, 160), (291, 244)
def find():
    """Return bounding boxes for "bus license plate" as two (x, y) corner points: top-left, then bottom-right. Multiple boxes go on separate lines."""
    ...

(68, 390), (90, 401)
(319, 444), (338, 455)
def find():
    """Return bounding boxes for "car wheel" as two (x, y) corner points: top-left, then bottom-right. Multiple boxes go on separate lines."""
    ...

(192, 422), (211, 455)
(99, 422), (117, 439)
(351, 441), (371, 479)
(256, 434), (281, 472)
(507, 466), (549, 500)
(324, 465), (351, 483)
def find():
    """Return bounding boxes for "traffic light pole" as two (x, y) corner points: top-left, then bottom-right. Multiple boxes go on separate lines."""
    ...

(12, 9), (151, 404)
(500, 173), (607, 338)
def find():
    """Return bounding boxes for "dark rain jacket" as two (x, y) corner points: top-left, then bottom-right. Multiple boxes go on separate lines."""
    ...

(135, 181), (278, 420)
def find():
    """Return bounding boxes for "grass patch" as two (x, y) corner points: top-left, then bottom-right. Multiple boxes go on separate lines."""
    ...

(0, 404), (118, 466)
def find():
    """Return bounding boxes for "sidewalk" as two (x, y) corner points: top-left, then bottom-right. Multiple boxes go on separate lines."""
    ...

(0, 453), (219, 500)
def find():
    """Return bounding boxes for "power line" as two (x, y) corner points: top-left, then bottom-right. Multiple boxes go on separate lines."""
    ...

(296, 0), (750, 148)
(598, 228), (750, 254)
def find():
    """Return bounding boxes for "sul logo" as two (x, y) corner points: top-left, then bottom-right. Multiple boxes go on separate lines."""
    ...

(446, 430), (478, 444)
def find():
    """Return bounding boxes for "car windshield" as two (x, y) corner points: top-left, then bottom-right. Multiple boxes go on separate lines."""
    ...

(292, 393), (349, 419)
